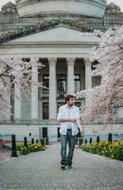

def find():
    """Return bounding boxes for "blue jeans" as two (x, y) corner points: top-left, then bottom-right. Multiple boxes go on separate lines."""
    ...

(60, 129), (77, 166)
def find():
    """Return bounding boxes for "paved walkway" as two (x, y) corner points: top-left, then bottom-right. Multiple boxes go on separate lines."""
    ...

(0, 143), (123, 190)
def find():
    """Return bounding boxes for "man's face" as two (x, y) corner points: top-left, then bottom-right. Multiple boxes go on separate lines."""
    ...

(67, 98), (75, 106)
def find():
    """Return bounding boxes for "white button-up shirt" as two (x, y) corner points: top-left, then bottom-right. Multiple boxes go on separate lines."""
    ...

(57, 104), (80, 136)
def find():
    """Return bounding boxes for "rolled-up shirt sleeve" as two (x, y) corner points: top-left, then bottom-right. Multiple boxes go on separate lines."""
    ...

(57, 107), (62, 121)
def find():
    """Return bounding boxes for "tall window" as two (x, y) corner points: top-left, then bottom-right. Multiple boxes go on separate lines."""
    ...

(42, 74), (49, 94)
(43, 102), (49, 119)
(57, 74), (67, 98)
(92, 61), (101, 88)
(74, 74), (80, 93)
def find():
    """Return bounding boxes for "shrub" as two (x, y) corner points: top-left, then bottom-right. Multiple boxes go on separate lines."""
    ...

(81, 140), (123, 161)
(17, 142), (45, 155)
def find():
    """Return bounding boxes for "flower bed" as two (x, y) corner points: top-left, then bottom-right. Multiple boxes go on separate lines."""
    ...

(81, 140), (123, 161)
(17, 142), (45, 155)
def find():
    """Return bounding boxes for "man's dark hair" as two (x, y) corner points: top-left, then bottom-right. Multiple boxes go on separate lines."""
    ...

(65, 95), (75, 103)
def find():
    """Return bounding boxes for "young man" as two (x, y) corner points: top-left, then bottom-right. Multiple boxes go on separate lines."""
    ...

(57, 95), (84, 170)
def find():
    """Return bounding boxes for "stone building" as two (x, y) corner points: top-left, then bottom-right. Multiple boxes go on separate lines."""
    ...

(0, 0), (123, 141)
(0, 1), (18, 30)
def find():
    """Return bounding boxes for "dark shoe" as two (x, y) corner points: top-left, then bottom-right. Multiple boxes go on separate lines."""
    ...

(61, 164), (66, 170)
(67, 165), (72, 169)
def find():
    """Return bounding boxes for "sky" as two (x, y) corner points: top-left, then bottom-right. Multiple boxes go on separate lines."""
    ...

(0, 0), (123, 11)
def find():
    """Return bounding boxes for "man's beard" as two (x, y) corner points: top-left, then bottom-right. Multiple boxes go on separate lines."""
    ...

(69, 103), (74, 107)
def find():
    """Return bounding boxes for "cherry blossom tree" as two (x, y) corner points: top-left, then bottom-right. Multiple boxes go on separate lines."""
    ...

(77, 26), (123, 124)
(0, 57), (44, 118)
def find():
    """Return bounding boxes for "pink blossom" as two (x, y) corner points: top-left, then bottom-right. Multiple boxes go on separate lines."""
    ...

(0, 58), (44, 117)
(77, 26), (123, 123)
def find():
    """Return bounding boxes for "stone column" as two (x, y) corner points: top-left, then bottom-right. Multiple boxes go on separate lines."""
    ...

(31, 60), (38, 120)
(38, 87), (43, 120)
(67, 58), (75, 95)
(85, 58), (92, 90)
(38, 70), (43, 120)
(85, 58), (92, 105)
(49, 58), (57, 119)
(14, 80), (21, 120)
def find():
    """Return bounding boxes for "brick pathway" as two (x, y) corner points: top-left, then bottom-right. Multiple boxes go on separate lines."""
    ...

(0, 143), (123, 190)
